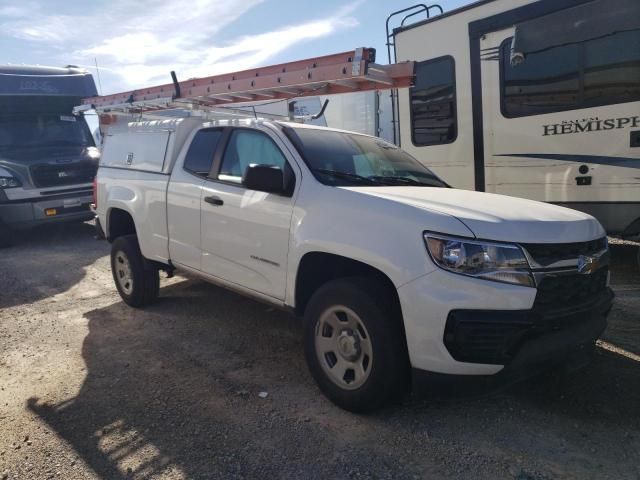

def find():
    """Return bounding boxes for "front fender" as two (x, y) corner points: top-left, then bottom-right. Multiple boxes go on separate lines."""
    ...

(284, 183), (473, 307)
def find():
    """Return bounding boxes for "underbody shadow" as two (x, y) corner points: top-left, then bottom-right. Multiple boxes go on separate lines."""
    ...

(0, 221), (106, 308)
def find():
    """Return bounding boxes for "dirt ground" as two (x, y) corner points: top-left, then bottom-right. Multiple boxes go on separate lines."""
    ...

(1, 222), (639, 480)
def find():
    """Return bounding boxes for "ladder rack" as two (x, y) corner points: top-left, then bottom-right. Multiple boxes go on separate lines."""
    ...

(83, 47), (415, 115)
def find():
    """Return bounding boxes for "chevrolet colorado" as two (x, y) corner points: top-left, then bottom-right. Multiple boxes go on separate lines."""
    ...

(95, 117), (613, 411)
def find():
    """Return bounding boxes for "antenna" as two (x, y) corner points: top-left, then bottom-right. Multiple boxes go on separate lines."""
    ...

(94, 58), (103, 96)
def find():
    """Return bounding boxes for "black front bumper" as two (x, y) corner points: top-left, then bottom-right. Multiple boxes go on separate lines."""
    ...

(443, 286), (614, 372)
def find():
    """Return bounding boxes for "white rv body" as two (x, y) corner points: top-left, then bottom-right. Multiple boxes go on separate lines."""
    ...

(393, 0), (640, 237)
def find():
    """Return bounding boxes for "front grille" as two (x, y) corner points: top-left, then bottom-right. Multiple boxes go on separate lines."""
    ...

(30, 163), (97, 188)
(521, 237), (607, 267)
(534, 268), (609, 313)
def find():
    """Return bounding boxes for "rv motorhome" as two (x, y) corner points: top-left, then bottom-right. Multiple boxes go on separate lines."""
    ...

(389, 0), (639, 252)
(0, 65), (100, 246)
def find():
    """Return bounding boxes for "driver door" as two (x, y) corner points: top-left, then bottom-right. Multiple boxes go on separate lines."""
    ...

(200, 127), (297, 300)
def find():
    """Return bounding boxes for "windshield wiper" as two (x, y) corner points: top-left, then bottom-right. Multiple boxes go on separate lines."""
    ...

(368, 175), (439, 186)
(312, 168), (381, 185)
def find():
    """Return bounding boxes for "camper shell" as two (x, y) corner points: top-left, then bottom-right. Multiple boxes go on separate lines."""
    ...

(390, 0), (640, 238)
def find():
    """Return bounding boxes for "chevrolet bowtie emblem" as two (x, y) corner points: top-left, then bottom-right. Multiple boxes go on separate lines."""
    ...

(577, 254), (598, 275)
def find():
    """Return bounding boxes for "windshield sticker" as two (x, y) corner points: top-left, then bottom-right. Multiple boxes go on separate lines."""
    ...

(543, 116), (640, 136)
(59, 115), (77, 122)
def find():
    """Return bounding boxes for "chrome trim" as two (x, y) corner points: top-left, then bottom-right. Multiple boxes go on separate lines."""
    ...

(521, 247), (609, 271)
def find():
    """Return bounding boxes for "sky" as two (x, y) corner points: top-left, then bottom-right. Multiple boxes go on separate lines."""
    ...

(0, 0), (472, 95)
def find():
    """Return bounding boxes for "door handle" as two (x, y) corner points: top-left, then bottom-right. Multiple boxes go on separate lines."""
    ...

(204, 196), (224, 206)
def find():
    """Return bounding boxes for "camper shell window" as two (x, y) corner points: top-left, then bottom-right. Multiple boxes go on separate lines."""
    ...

(500, 28), (640, 118)
(409, 56), (457, 146)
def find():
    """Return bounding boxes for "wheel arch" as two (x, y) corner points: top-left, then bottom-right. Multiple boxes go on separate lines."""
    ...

(294, 252), (404, 322)
(106, 206), (137, 242)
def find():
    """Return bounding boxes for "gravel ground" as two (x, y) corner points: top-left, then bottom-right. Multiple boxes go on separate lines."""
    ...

(0, 222), (639, 480)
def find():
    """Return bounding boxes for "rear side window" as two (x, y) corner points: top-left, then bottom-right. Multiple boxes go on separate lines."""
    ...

(183, 129), (223, 177)
(501, 29), (640, 117)
(410, 56), (457, 146)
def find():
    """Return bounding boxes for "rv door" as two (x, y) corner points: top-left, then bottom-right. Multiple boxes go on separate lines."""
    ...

(479, 24), (640, 236)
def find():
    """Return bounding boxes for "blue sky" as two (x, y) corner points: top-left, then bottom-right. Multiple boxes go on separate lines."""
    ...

(0, 0), (472, 95)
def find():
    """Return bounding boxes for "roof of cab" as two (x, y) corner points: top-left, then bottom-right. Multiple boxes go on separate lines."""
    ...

(0, 64), (97, 97)
(0, 65), (92, 76)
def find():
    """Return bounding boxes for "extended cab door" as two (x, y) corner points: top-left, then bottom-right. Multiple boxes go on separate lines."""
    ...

(167, 128), (224, 270)
(199, 126), (297, 300)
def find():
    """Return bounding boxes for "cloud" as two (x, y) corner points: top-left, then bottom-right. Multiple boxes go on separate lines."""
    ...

(0, 0), (361, 94)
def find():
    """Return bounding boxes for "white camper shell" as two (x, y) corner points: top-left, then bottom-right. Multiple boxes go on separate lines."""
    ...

(391, 0), (640, 238)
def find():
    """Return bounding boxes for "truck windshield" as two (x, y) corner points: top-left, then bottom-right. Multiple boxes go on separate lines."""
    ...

(284, 126), (448, 188)
(0, 114), (94, 151)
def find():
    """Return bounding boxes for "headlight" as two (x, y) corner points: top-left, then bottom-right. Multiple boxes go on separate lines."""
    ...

(0, 176), (21, 188)
(424, 233), (534, 287)
(86, 146), (101, 160)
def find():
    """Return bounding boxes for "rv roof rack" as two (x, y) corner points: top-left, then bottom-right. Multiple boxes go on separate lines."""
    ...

(82, 47), (415, 115)
(385, 4), (443, 65)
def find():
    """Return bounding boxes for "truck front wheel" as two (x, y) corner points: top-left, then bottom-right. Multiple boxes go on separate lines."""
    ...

(110, 234), (159, 307)
(303, 277), (409, 412)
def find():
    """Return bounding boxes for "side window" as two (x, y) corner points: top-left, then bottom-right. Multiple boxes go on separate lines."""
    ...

(183, 129), (223, 177)
(501, 29), (640, 117)
(218, 129), (287, 184)
(410, 56), (457, 146)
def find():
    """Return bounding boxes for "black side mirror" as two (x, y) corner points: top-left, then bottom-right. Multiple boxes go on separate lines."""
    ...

(243, 164), (285, 194)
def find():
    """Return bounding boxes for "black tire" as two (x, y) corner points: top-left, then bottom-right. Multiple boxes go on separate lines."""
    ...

(303, 277), (410, 412)
(110, 234), (159, 307)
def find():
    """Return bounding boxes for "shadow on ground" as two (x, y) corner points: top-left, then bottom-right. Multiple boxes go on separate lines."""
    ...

(27, 276), (640, 479)
(0, 221), (106, 309)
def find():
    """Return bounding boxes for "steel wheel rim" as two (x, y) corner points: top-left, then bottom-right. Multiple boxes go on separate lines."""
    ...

(114, 250), (134, 295)
(315, 305), (373, 390)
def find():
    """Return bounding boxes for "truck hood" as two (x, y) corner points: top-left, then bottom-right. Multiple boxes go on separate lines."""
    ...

(344, 187), (605, 243)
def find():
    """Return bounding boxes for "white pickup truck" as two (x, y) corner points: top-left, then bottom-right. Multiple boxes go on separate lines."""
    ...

(95, 117), (613, 411)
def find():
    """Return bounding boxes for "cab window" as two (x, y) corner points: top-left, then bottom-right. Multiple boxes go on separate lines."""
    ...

(218, 129), (287, 184)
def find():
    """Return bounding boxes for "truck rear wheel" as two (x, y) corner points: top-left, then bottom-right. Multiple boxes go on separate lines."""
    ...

(110, 234), (159, 307)
(303, 277), (409, 412)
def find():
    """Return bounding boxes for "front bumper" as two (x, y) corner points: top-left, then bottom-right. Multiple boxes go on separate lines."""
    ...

(398, 268), (613, 376)
(445, 288), (612, 374)
(0, 193), (94, 229)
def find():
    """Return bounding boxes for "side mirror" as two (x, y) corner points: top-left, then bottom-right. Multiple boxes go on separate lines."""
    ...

(243, 164), (285, 194)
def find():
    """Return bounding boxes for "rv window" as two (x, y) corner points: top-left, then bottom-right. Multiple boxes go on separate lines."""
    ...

(410, 56), (457, 146)
(501, 28), (640, 117)
(183, 128), (223, 177)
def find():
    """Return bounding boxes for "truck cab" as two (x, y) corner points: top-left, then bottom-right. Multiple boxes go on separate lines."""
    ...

(0, 65), (100, 246)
